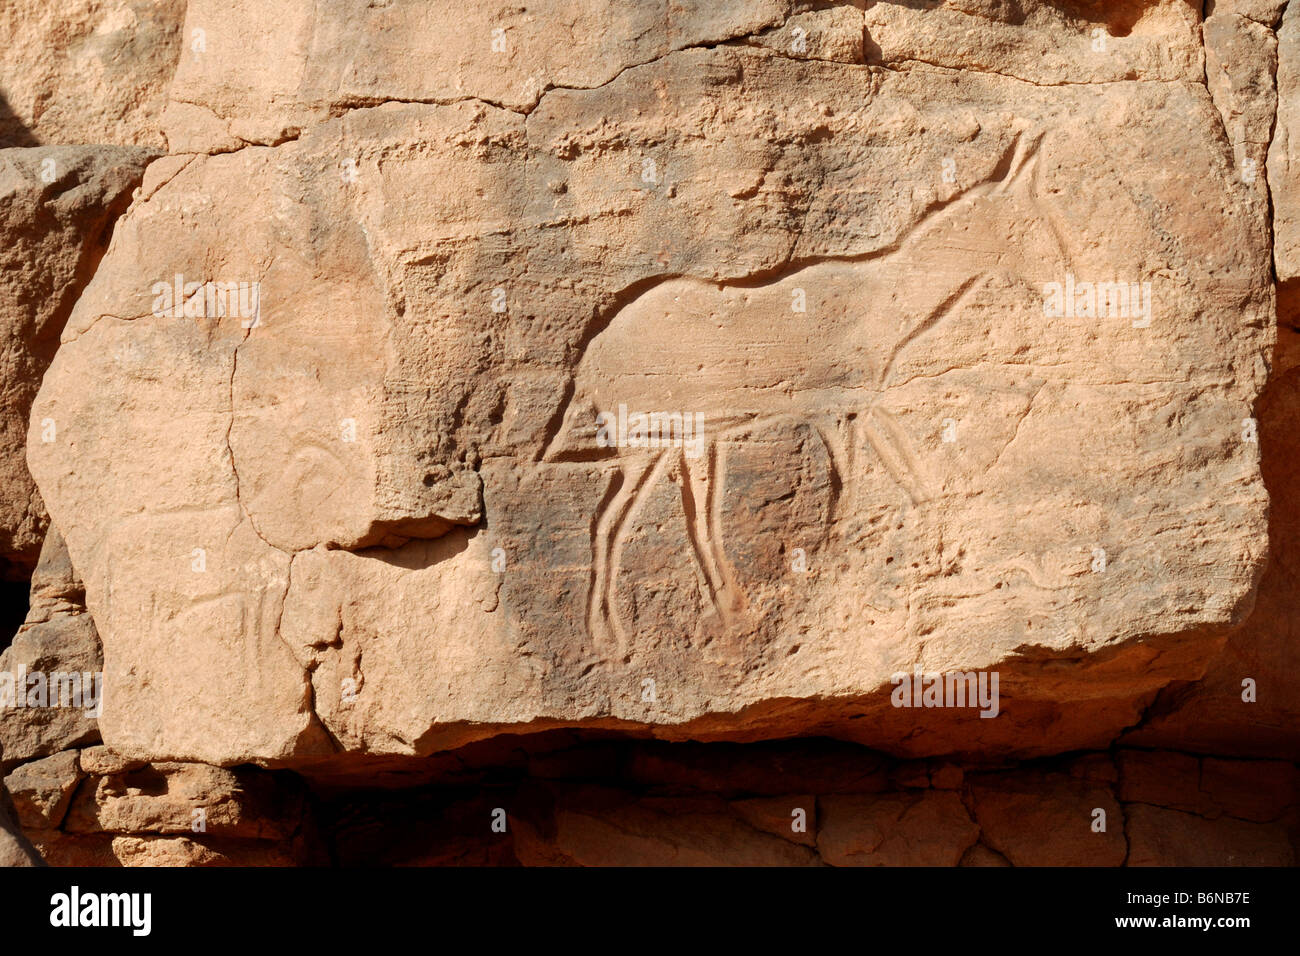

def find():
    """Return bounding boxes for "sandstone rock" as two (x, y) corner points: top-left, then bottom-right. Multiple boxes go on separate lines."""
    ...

(0, 528), (103, 766)
(730, 795), (817, 847)
(77, 744), (148, 777)
(1068, 753), (1120, 786)
(623, 740), (890, 796)
(512, 786), (820, 866)
(0, 613), (102, 767)
(162, 0), (805, 153)
(0, 0), (185, 148)
(746, 7), (866, 64)
(817, 791), (978, 866)
(959, 843), (1011, 867)
(888, 764), (931, 790)
(62, 761), (308, 840)
(0, 778), (43, 865)
(0, 147), (155, 575)
(968, 767), (1127, 866)
(4, 749), (82, 828)
(1199, 756), (1300, 822)
(863, 0), (1203, 84)
(326, 789), (522, 867)
(28, 32), (1273, 768)
(0, 0), (1293, 869)
(1117, 750), (1219, 818)
(109, 835), (302, 867)
(22, 828), (114, 866)
(1270, 0), (1300, 282)
(29, 828), (304, 867)
(303, 738), (1300, 865)
(1122, 366), (1300, 759)
(930, 763), (964, 790)
(1126, 803), (1295, 866)
(1209, 0), (1288, 27)
(23, 526), (84, 624)
(1204, 7), (1278, 185)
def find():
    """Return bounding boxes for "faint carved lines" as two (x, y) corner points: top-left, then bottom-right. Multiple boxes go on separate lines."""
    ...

(558, 127), (1059, 654)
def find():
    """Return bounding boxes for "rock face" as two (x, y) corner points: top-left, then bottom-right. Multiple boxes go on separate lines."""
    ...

(26, 0), (1274, 769)
(0, 0), (185, 149)
(0, 528), (103, 767)
(1271, 0), (1300, 283)
(10, 748), (320, 866)
(0, 777), (43, 866)
(0, 147), (155, 576)
(0, 0), (1298, 866)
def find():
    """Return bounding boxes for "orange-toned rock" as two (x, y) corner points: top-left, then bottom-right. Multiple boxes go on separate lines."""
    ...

(0, 148), (154, 576)
(0, 778), (43, 865)
(29, 34), (1273, 768)
(1117, 750), (1219, 818)
(817, 791), (978, 866)
(2, 0), (1297, 869)
(4, 749), (80, 828)
(0, 0), (185, 148)
(0, 528), (102, 765)
(960, 843), (1011, 867)
(1126, 803), (1295, 866)
(62, 761), (309, 840)
(29, 828), (304, 867)
(731, 795), (817, 848)
(968, 766), (1127, 866)
(514, 787), (820, 866)
(1199, 757), (1300, 822)
(1123, 367), (1300, 759)
(864, 0), (1203, 84)
(1271, 0), (1300, 281)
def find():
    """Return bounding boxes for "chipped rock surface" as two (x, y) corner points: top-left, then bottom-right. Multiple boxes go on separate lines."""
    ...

(0, 147), (155, 575)
(0, 0), (184, 149)
(0, 528), (103, 766)
(1, 0), (1298, 866)
(26, 2), (1275, 769)
(0, 776), (42, 866)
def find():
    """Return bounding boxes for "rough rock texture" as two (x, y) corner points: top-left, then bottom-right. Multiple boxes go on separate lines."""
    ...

(0, 0), (185, 149)
(1272, 0), (1300, 282)
(1, 0), (1298, 866)
(0, 777), (43, 866)
(4, 751), (81, 828)
(1122, 364), (1300, 759)
(968, 758), (1127, 866)
(10, 737), (1298, 867)
(213, 737), (1300, 866)
(0, 147), (154, 576)
(21, 751), (320, 866)
(26, 0), (1274, 770)
(0, 528), (103, 767)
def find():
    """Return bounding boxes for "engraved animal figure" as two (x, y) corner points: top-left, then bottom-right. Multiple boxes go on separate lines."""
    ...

(543, 131), (1067, 653)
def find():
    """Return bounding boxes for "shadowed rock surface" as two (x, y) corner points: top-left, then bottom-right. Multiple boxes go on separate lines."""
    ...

(0, 0), (1297, 865)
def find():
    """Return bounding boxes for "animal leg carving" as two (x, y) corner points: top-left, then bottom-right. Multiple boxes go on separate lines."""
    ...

(680, 444), (746, 628)
(813, 414), (855, 528)
(863, 407), (935, 507)
(589, 450), (669, 653)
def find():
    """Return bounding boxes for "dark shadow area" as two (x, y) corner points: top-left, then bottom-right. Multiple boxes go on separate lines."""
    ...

(0, 577), (29, 654)
(0, 90), (40, 148)
(293, 730), (1299, 866)
(1117, 320), (1300, 760)
(1277, 277), (1300, 371)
